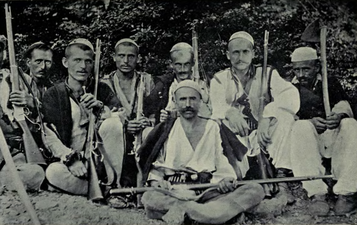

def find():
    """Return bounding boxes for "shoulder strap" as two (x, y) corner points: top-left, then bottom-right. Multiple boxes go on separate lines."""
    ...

(266, 66), (275, 102)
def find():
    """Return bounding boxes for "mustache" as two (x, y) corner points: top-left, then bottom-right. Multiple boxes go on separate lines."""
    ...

(183, 107), (195, 112)
(237, 60), (248, 64)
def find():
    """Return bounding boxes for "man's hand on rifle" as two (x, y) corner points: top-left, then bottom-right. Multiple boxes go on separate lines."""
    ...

(257, 117), (277, 149)
(9, 90), (35, 108)
(225, 108), (250, 137)
(160, 109), (169, 123)
(309, 117), (327, 134)
(68, 160), (87, 178)
(80, 93), (103, 110)
(218, 177), (236, 194)
(326, 112), (345, 130)
(127, 117), (151, 134)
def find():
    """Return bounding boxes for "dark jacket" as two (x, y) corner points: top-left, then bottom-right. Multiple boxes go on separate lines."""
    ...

(294, 76), (349, 119)
(42, 80), (120, 147)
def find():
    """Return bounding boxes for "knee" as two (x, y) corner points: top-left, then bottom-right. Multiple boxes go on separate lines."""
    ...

(26, 165), (45, 189)
(292, 120), (314, 135)
(46, 162), (67, 184)
(244, 183), (265, 196)
(99, 117), (123, 136)
(340, 118), (357, 129)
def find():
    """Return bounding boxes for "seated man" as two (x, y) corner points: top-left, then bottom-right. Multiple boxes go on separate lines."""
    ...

(159, 42), (211, 122)
(0, 35), (44, 191)
(210, 31), (300, 201)
(139, 80), (264, 224)
(42, 38), (123, 197)
(289, 47), (357, 216)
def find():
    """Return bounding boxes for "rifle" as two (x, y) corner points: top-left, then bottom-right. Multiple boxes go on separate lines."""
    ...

(256, 30), (276, 197)
(301, 20), (331, 115)
(84, 39), (103, 201)
(110, 175), (334, 195)
(192, 24), (200, 83)
(191, 23), (208, 84)
(5, 3), (46, 165)
(133, 72), (146, 207)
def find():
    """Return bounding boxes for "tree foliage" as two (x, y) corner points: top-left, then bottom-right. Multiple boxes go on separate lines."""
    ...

(1, 0), (357, 97)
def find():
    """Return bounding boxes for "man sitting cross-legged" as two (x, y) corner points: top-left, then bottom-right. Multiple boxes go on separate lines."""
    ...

(42, 38), (123, 198)
(138, 80), (265, 224)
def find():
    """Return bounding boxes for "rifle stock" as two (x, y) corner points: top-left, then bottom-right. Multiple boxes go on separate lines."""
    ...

(257, 30), (274, 197)
(109, 175), (334, 195)
(134, 73), (146, 207)
(5, 3), (46, 165)
(85, 39), (103, 201)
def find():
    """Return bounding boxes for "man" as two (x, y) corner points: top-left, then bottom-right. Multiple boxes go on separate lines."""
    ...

(101, 38), (165, 190)
(210, 31), (300, 202)
(42, 38), (123, 197)
(159, 42), (211, 122)
(0, 41), (54, 148)
(0, 36), (45, 191)
(289, 47), (357, 215)
(139, 80), (264, 224)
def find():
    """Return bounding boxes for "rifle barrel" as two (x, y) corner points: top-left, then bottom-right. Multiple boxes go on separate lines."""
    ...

(109, 175), (334, 195)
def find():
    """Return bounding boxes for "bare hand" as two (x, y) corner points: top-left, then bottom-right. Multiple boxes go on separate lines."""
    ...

(9, 90), (35, 108)
(225, 108), (250, 137)
(150, 180), (171, 190)
(80, 93), (103, 110)
(127, 117), (150, 134)
(257, 117), (273, 149)
(326, 112), (343, 130)
(309, 117), (327, 134)
(68, 160), (87, 178)
(160, 109), (169, 123)
(218, 177), (236, 194)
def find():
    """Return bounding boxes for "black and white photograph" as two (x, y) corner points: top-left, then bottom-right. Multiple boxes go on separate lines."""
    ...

(0, 0), (357, 224)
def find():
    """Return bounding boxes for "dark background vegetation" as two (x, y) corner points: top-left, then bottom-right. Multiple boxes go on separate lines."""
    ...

(0, 0), (356, 98)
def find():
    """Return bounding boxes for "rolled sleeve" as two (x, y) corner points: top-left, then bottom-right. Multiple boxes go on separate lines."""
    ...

(42, 123), (72, 163)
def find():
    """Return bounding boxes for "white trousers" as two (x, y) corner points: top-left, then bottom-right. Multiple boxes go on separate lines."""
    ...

(290, 118), (357, 197)
(46, 116), (124, 195)
(232, 110), (296, 177)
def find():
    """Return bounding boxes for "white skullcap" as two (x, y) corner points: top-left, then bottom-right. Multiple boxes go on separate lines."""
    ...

(229, 31), (254, 46)
(170, 42), (193, 53)
(68, 38), (94, 51)
(173, 80), (202, 98)
(115, 38), (139, 50)
(291, 47), (318, 62)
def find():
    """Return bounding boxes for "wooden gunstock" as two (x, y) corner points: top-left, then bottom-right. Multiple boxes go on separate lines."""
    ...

(320, 26), (331, 115)
(5, 3), (46, 166)
(86, 39), (104, 201)
(257, 30), (273, 197)
(17, 121), (46, 165)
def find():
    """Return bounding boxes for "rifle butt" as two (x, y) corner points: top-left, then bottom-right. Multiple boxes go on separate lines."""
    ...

(17, 120), (46, 165)
(88, 155), (104, 201)
(256, 152), (274, 197)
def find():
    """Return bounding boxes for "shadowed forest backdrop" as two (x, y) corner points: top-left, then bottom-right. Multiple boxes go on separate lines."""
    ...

(0, 0), (356, 98)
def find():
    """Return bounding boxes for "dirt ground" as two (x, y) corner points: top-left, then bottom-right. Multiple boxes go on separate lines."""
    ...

(1, 183), (357, 225)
